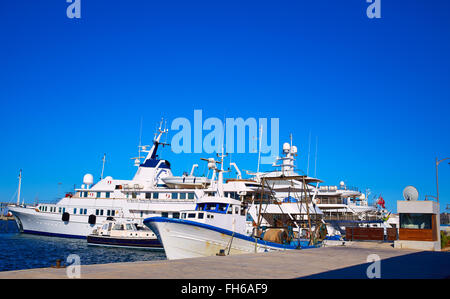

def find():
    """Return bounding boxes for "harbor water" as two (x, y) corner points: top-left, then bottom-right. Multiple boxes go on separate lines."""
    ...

(0, 220), (166, 272)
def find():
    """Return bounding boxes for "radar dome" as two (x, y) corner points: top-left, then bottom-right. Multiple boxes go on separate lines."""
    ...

(340, 181), (345, 186)
(291, 146), (298, 154)
(283, 143), (291, 153)
(83, 173), (94, 185)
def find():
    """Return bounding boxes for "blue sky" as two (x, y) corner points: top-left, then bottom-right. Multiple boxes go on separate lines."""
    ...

(0, 0), (449, 212)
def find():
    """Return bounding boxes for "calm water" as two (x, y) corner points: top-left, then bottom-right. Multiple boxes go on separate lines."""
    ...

(0, 220), (166, 272)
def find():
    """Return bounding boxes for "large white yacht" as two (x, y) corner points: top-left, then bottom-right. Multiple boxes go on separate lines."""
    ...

(8, 122), (215, 239)
(247, 139), (391, 236)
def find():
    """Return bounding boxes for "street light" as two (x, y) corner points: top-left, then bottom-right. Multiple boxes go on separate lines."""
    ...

(435, 157), (450, 203)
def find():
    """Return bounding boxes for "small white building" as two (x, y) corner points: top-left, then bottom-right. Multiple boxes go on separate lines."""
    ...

(394, 200), (441, 251)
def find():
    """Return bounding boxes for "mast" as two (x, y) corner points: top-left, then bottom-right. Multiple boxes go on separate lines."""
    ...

(100, 153), (106, 180)
(257, 125), (263, 173)
(17, 169), (22, 206)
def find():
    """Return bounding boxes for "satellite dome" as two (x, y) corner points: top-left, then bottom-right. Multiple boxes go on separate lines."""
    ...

(283, 143), (291, 153)
(83, 173), (94, 185)
(340, 181), (345, 186)
(291, 146), (298, 154)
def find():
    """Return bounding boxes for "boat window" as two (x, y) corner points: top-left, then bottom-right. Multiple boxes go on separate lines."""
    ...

(205, 203), (217, 211)
(180, 193), (186, 200)
(126, 224), (134, 231)
(198, 213), (204, 219)
(58, 207), (61, 213)
(162, 212), (169, 218)
(102, 223), (109, 230)
(97, 192), (101, 198)
(73, 208), (77, 214)
(181, 213), (186, 219)
(235, 206), (239, 214)
(188, 193), (194, 200)
(111, 210), (115, 216)
(188, 213), (196, 218)
(172, 193), (178, 199)
(107, 210), (111, 216)
(153, 192), (159, 199)
(173, 212), (180, 219)
(145, 192), (151, 199)
(227, 205), (232, 214)
(108, 223), (112, 231)
(132, 192), (137, 199)
(217, 204), (228, 213)
(113, 224), (124, 230)
(105, 192), (110, 198)
(240, 206), (246, 216)
(196, 204), (204, 211)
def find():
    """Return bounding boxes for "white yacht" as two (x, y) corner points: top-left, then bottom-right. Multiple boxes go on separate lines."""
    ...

(247, 139), (391, 236)
(8, 122), (213, 239)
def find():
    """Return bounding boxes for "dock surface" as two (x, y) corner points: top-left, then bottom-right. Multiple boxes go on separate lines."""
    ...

(0, 242), (448, 279)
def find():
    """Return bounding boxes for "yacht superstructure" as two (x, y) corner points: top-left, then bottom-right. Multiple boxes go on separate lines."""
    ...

(247, 140), (390, 236)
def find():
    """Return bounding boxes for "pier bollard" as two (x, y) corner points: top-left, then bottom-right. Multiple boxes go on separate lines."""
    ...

(51, 259), (66, 269)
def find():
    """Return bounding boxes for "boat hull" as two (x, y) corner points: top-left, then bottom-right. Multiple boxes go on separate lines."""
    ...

(87, 235), (162, 249)
(144, 217), (301, 260)
(9, 206), (98, 239)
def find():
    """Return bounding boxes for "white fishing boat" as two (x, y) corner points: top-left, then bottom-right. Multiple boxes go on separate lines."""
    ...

(144, 153), (323, 260)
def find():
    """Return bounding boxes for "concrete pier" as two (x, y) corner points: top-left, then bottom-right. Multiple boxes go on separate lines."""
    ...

(0, 242), (448, 279)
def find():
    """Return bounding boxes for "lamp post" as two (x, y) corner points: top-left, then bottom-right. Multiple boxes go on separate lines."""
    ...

(435, 157), (450, 203)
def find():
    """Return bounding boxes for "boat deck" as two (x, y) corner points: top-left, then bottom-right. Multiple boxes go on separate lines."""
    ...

(0, 242), (448, 279)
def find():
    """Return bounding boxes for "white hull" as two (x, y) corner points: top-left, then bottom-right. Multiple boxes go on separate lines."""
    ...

(9, 197), (195, 238)
(146, 219), (297, 260)
(10, 206), (97, 238)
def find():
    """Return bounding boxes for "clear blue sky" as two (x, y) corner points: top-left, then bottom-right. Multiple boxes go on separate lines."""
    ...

(0, 0), (449, 213)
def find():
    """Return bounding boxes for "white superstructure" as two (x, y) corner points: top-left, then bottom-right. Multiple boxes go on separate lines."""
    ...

(247, 139), (391, 236)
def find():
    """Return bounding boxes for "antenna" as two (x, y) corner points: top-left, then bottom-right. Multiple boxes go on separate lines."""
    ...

(100, 153), (106, 180)
(314, 136), (318, 177)
(139, 117), (143, 159)
(17, 169), (22, 206)
(257, 125), (263, 173)
(307, 131), (311, 176)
